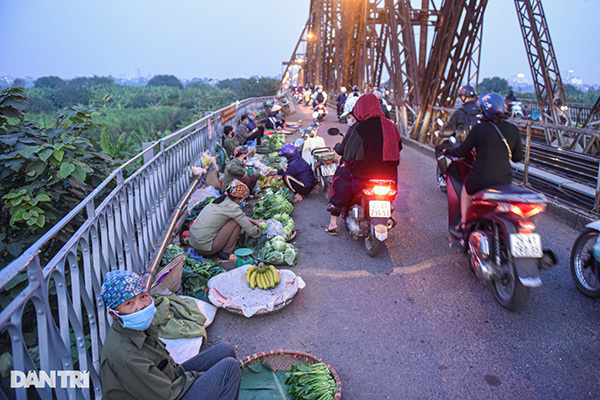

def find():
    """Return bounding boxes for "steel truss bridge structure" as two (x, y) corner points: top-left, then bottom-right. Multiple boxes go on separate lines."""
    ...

(281, 0), (600, 154)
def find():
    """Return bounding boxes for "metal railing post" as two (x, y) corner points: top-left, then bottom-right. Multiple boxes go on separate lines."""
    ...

(523, 122), (532, 186)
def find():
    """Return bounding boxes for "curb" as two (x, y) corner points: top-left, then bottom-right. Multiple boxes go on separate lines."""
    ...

(400, 134), (596, 231)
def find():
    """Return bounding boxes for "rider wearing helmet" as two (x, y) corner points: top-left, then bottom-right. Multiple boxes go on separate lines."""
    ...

(434, 84), (481, 181)
(275, 143), (315, 202)
(351, 86), (360, 98)
(336, 87), (348, 117)
(373, 88), (391, 119)
(312, 85), (328, 106)
(444, 93), (523, 232)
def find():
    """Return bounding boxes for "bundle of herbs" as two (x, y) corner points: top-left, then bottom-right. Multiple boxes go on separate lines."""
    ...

(285, 363), (337, 400)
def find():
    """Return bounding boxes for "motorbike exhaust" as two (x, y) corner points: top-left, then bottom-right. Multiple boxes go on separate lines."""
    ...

(468, 231), (496, 282)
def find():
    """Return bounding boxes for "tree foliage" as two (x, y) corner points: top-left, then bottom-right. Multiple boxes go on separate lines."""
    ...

(34, 76), (66, 89)
(477, 77), (512, 96)
(69, 75), (114, 87)
(147, 74), (183, 89)
(217, 76), (279, 99)
(0, 88), (112, 265)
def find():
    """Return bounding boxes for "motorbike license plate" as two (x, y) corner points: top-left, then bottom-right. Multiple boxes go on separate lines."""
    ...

(369, 201), (391, 218)
(321, 163), (336, 176)
(509, 233), (543, 258)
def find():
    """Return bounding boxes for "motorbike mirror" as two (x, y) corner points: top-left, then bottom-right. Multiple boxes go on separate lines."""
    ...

(449, 136), (457, 144)
(436, 118), (444, 126)
(312, 111), (319, 119)
(327, 127), (341, 136)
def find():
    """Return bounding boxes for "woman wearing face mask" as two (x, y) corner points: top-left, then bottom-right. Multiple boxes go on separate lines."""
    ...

(265, 105), (285, 130)
(100, 270), (241, 399)
(189, 179), (263, 261)
(221, 145), (259, 194)
(234, 114), (263, 146)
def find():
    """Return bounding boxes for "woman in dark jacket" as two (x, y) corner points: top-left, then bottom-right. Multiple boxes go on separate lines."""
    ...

(276, 143), (315, 203)
(444, 93), (523, 231)
(325, 93), (402, 235)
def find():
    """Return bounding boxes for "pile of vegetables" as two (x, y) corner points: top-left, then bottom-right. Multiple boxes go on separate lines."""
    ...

(160, 244), (225, 297)
(285, 363), (337, 400)
(265, 132), (286, 150)
(253, 194), (293, 219)
(256, 236), (298, 265)
(272, 213), (295, 238)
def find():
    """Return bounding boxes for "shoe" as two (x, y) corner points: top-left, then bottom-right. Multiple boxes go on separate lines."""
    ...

(325, 227), (339, 236)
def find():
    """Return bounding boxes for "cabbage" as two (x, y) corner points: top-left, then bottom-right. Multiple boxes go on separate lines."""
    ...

(272, 241), (287, 252)
(284, 247), (297, 265)
(265, 251), (284, 263)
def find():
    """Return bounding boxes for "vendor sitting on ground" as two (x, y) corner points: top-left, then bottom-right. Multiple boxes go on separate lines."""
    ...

(221, 145), (259, 194)
(234, 114), (263, 146)
(222, 125), (238, 159)
(265, 105), (285, 130)
(273, 143), (315, 203)
(100, 270), (241, 400)
(189, 179), (263, 261)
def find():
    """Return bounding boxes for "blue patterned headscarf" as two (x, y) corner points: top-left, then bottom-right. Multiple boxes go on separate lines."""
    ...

(100, 270), (146, 309)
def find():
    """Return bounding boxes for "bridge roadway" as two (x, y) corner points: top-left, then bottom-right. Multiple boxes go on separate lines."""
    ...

(209, 103), (600, 399)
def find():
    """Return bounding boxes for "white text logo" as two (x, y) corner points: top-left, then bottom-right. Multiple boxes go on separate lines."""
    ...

(10, 370), (90, 388)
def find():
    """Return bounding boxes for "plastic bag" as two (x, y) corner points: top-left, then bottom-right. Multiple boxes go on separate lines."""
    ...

(187, 187), (220, 214)
(265, 218), (285, 239)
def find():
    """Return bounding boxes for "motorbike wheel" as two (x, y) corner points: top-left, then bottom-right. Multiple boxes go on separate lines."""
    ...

(363, 224), (382, 257)
(492, 256), (530, 312)
(436, 165), (447, 193)
(570, 228), (600, 298)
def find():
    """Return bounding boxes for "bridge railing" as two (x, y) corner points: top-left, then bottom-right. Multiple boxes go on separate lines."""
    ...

(0, 95), (285, 400)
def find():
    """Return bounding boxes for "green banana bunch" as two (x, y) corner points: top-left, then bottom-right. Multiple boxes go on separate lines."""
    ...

(246, 262), (280, 290)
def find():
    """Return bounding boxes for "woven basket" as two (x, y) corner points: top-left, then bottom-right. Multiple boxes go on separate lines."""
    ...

(150, 254), (184, 295)
(239, 349), (342, 399)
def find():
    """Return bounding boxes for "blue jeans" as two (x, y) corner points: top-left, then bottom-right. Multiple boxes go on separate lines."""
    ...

(181, 343), (241, 400)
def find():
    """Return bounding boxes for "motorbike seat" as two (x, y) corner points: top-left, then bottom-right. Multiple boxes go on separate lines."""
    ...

(473, 185), (546, 203)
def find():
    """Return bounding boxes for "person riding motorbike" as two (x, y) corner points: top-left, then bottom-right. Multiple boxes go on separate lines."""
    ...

(325, 93), (402, 235)
(443, 92), (524, 233)
(351, 85), (360, 98)
(336, 87), (347, 117)
(312, 85), (328, 106)
(434, 85), (481, 186)
(373, 88), (391, 119)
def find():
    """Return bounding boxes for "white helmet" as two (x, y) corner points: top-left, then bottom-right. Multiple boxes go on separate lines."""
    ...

(341, 95), (359, 118)
(340, 87), (347, 94)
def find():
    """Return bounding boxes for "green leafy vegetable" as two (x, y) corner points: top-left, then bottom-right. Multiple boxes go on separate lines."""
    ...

(285, 363), (337, 400)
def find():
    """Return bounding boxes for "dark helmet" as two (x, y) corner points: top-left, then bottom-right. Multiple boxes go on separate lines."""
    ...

(278, 143), (298, 158)
(458, 85), (477, 98)
(480, 93), (506, 119)
(352, 86), (359, 92)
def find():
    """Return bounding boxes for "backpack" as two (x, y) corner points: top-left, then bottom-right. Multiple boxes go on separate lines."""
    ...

(456, 110), (481, 143)
(316, 91), (325, 104)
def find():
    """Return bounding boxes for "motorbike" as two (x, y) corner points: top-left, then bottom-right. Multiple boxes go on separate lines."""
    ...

(570, 221), (600, 298)
(510, 101), (524, 118)
(446, 156), (558, 311)
(325, 128), (397, 257)
(311, 147), (337, 199)
(313, 103), (327, 123)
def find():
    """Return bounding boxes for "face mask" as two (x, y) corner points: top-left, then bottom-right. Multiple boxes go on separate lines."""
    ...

(347, 116), (355, 126)
(249, 115), (254, 120)
(113, 300), (156, 331)
(276, 114), (281, 119)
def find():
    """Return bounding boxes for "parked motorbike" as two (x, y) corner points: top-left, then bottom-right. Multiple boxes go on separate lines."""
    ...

(510, 101), (524, 118)
(311, 147), (337, 199)
(446, 157), (558, 311)
(570, 221), (600, 298)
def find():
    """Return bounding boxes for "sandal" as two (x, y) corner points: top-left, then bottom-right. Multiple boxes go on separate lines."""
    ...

(325, 227), (339, 236)
(456, 223), (467, 233)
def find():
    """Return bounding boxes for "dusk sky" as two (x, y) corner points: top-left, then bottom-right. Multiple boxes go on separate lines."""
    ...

(1, 0), (598, 84)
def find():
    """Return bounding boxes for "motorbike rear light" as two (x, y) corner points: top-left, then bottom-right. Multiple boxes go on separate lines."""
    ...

(363, 185), (397, 197)
(510, 203), (544, 218)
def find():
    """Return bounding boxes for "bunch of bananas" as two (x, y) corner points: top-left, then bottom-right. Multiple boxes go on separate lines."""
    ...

(246, 263), (280, 290)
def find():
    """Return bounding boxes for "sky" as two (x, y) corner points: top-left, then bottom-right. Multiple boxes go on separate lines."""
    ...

(0, 0), (599, 84)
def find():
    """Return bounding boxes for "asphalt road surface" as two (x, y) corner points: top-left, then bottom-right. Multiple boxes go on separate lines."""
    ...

(208, 102), (600, 399)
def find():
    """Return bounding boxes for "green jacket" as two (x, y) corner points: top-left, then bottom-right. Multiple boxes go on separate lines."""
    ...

(221, 158), (248, 193)
(189, 196), (261, 252)
(223, 136), (238, 158)
(100, 322), (198, 400)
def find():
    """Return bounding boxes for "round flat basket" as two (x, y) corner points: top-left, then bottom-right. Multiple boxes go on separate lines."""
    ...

(239, 349), (342, 399)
